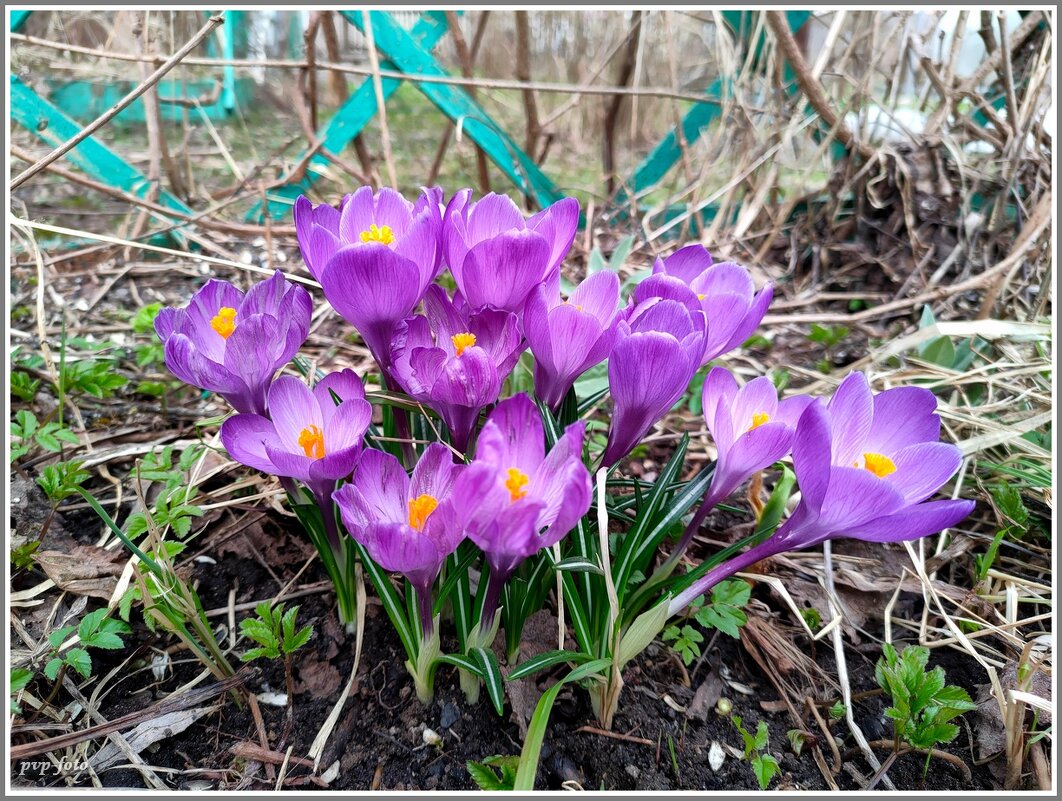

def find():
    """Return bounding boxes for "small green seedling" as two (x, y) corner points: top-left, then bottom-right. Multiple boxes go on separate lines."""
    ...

(240, 602), (314, 747)
(10, 668), (34, 715)
(875, 643), (976, 760)
(662, 579), (750, 665)
(10, 410), (80, 462)
(36, 460), (90, 503)
(732, 715), (780, 790)
(10, 370), (41, 402)
(44, 609), (131, 683)
(467, 755), (519, 791)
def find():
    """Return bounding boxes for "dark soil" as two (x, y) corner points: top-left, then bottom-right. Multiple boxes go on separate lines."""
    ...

(12, 505), (998, 792)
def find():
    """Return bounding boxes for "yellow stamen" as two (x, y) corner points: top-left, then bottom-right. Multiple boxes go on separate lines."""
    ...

(210, 306), (237, 339)
(359, 223), (395, 245)
(407, 494), (439, 532)
(561, 299), (584, 311)
(862, 452), (896, 478)
(697, 293), (706, 300)
(297, 425), (325, 459)
(451, 332), (477, 356)
(505, 467), (530, 502)
(749, 411), (770, 431)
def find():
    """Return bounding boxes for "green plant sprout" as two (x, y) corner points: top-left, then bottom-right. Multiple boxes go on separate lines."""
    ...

(10, 410), (80, 462)
(240, 602), (314, 747)
(467, 755), (519, 791)
(40, 609), (131, 714)
(662, 578), (750, 665)
(873, 643), (977, 781)
(10, 668), (34, 715)
(732, 714), (781, 790)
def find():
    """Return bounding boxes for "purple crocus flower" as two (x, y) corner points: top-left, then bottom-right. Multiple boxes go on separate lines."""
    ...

(390, 285), (523, 453)
(296, 187), (442, 373)
(652, 245), (772, 365)
(334, 443), (463, 635)
(668, 372), (975, 614)
(601, 291), (707, 467)
(443, 190), (579, 313)
(666, 368), (813, 566)
(154, 270), (312, 415)
(523, 271), (621, 409)
(221, 369), (371, 545)
(454, 394), (592, 623)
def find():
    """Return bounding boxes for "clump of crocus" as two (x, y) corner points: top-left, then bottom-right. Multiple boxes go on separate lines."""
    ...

(454, 394), (591, 673)
(523, 271), (621, 410)
(651, 245), (772, 365)
(334, 443), (464, 703)
(296, 187), (442, 375)
(390, 286), (523, 452)
(444, 190), (579, 313)
(601, 288), (706, 467)
(662, 367), (812, 570)
(154, 270), (312, 415)
(220, 369), (371, 544)
(667, 372), (975, 614)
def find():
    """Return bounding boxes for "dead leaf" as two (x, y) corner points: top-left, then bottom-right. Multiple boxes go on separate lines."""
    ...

(36, 545), (125, 600)
(295, 656), (341, 698)
(687, 669), (724, 721)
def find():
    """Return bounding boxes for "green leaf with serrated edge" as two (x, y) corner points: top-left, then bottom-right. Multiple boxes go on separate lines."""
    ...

(467, 759), (511, 792)
(78, 609), (108, 640)
(752, 753), (780, 790)
(471, 647), (505, 716)
(514, 659), (611, 791)
(48, 626), (77, 649)
(82, 632), (126, 650)
(754, 720), (770, 750)
(44, 657), (63, 681)
(286, 626), (312, 653)
(508, 650), (593, 681)
(66, 648), (92, 678)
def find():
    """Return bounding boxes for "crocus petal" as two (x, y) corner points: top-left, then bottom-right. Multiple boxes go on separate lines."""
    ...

(410, 442), (461, 501)
(701, 366), (740, 445)
(887, 442), (963, 504)
(864, 386), (941, 455)
(221, 413), (282, 474)
(657, 244), (713, 284)
(466, 192), (526, 241)
(163, 334), (246, 396)
(266, 376), (321, 453)
(569, 270), (620, 322)
(222, 313), (280, 397)
(319, 244), (422, 361)
(350, 448), (409, 523)
(527, 196), (579, 276)
(314, 368), (366, 428)
(310, 441), (364, 483)
(263, 440), (314, 483)
(474, 393), (545, 473)
(353, 521), (442, 590)
(458, 230), (552, 311)
(817, 466), (906, 532)
(826, 372), (875, 466)
(322, 396), (372, 453)
(845, 499), (976, 542)
(791, 400), (833, 511)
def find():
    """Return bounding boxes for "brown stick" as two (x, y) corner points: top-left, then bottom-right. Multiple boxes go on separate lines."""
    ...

(302, 12), (323, 132)
(320, 11), (348, 106)
(514, 11), (541, 164)
(445, 10), (490, 193)
(9, 670), (250, 760)
(575, 725), (654, 746)
(764, 11), (874, 160)
(11, 31), (718, 103)
(603, 11), (643, 194)
(10, 14), (224, 190)
(361, 12), (398, 189)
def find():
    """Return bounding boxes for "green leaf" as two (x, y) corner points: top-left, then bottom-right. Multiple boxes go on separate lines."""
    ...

(44, 657), (63, 681)
(752, 753), (780, 790)
(754, 720), (770, 751)
(710, 578), (751, 609)
(786, 729), (806, 756)
(66, 647), (92, 678)
(508, 649), (592, 681)
(11, 667), (34, 695)
(617, 601), (670, 670)
(47, 625), (77, 649)
(552, 556), (603, 576)
(608, 235), (635, 272)
(514, 659), (611, 791)
(467, 757), (517, 791)
(471, 647), (506, 717)
(920, 336), (956, 367)
(436, 653), (482, 676)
